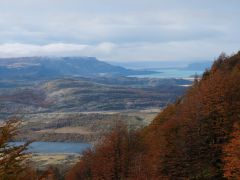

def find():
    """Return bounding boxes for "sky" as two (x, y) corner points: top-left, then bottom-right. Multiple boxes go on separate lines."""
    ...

(0, 0), (239, 62)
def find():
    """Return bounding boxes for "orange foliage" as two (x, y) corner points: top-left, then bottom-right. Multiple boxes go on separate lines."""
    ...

(223, 122), (240, 179)
(0, 119), (55, 180)
(67, 51), (240, 179)
(66, 122), (146, 180)
(0, 119), (33, 179)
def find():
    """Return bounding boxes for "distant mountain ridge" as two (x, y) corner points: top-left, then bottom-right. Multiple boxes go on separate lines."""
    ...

(0, 57), (154, 79)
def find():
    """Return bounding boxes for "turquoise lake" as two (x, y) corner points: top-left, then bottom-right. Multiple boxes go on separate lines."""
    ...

(131, 69), (204, 79)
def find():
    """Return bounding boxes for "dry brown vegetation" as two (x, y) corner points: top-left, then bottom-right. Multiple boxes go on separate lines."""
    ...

(67, 52), (240, 179)
(2, 52), (240, 179)
(0, 120), (65, 180)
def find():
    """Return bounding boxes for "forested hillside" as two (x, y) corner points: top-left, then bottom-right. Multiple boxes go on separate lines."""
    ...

(67, 52), (240, 179)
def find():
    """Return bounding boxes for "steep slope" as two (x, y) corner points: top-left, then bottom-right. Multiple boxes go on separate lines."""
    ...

(67, 52), (240, 179)
(141, 52), (240, 179)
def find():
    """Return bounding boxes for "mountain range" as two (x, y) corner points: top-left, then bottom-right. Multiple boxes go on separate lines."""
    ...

(0, 57), (154, 79)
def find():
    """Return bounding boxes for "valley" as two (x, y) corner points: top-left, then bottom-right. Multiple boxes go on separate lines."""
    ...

(0, 57), (195, 171)
(0, 1), (238, 178)
(1, 75), (188, 143)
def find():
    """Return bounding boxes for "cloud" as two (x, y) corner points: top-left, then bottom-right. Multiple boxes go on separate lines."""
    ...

(0, 0), (239, 61)
(0, 41), (239, 62)
(0, 43), (115, 58)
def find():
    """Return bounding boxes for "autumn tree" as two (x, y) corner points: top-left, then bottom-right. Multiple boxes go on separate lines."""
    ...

(0, 119), (31, 179)
(223, 122), (240, 179)
(66, 122), (146, 180)
(67, 51), (240, 179)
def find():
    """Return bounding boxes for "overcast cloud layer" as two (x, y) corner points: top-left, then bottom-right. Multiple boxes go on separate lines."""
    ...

(0, 0), (239, 61)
